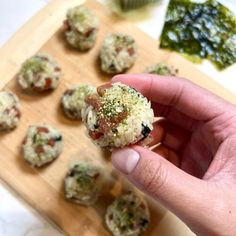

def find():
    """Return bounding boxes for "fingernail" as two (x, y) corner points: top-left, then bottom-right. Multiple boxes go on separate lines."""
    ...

(112, 148), (140, 174)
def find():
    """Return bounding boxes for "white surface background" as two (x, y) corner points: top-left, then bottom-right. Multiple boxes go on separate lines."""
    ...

(0, 0), (236, 235)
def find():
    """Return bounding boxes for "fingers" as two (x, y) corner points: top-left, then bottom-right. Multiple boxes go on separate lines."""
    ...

(112, 74), (230, 121)
(151, 102), (197, 131)
(149, 120), (190, 152)
(152, 145), (180, 167)
(111, 146), (213, 230)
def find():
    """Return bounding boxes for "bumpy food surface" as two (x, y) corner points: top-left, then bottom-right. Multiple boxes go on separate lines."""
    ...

(63, 5), (99, 50)
(18, 54), (61, 91)
(0, 91), (21, 131)
(64, 160), (103, 206)
(100, 33), (138, 74)
(145, 62), (178, 76)
(105, 192), (150, 236)
(61, 84), (96, 120)
(82, 83), (154, 149)
(22, 125), (63, 167)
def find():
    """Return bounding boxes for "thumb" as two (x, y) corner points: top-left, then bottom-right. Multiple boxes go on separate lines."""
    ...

(111, 146), (216, 231)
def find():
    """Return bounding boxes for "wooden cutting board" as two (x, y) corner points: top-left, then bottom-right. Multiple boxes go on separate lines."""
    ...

(0, 0), (236, 236)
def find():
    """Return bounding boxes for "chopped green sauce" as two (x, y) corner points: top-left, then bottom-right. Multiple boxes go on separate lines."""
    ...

(160, 0), (236, 70)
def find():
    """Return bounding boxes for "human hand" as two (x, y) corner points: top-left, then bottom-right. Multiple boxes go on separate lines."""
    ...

(111, 74), (236, 236)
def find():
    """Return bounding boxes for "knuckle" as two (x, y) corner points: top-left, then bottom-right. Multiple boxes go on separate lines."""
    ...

(134, 159), (168, 195)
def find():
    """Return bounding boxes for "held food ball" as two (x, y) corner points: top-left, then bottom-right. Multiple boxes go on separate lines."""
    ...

(22, 125), (63, 167)
(145, 62), (178, 76)
(64, 160), (104, 206)
(100, 33), (138, 74)
(61, 84), (96, 120)
(18, 54), (61, 92)
(82, 83), (154, 149)
(63, 5), (99, 50)
(0, 91), (21, 131)
(105, 192), (150, 236)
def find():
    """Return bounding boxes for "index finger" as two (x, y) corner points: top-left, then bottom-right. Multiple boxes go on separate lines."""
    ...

(112, 74), (231, 121)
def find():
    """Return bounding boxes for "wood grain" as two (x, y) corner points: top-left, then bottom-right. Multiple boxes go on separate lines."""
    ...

(0, 0), (235, 235)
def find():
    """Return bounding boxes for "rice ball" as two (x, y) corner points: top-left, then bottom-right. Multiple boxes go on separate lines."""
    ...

(100, 33), (138, 74)
(63, 5), (99, 50)
(61, 84), (96, 120)
(0, 91), (21, 131)
(22, 125), (63, 167)
(18, 54), (61, 92)
(64, 160), (104, 206)
(82, 82), (154, 149)
(105, 192), (150, 236)
(145, 62), (178, 76)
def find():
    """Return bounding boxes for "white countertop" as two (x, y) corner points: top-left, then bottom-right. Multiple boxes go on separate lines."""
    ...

(0, 0), (236, 235)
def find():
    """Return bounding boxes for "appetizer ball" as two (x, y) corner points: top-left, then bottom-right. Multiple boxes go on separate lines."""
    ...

(0, 91), (21, 131)
(145, 62), (178, 76)
(64, 160), (103, 206)
(22, 125), (63, 167)
(63, 5), (99, 50)
(82, 83), (154, 149)
(100, 33), (138, 74)
(105, 192), (150, 236)
(18, 54), (61, 92)
(61, 84), (96, 120)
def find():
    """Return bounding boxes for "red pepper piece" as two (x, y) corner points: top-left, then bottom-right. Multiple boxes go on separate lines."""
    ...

(35, 145), (44, 154)
(48, 138), (56, 147)
(37, 127), (49, 133)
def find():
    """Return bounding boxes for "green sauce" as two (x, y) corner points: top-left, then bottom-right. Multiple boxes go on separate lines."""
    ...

(160, 0), (236, 70)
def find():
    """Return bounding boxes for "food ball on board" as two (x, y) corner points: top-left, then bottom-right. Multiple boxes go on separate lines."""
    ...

(61, 84), (96, 120)
(0, 91), (21, 131)
(100, 33), (138, 74)
(18, 54), (61, 92)
(63, 5), (99, 51)
(105, 192), (150, 236)
(22, 125), (63, 167)
(64, 160), (104, 206)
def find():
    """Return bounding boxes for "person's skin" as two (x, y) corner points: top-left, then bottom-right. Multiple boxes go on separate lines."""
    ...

(111, 74), (236, 236)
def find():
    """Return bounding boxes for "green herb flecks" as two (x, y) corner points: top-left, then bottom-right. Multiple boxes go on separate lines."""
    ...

(100, 99), (127, 118)
(73, 164), (99, 193)
(110, 193), (149, 234)
(114, 34), (134, 48)
(160, 0), (236, 70)
(32, 133), (47, 146)
(23, 57), (46, 74)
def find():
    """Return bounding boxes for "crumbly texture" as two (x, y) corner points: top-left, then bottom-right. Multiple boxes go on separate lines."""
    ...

(82, 83), (154, 149)
(145, 62), (178, 76)
(61, 84), (96, 120)
(18, 54), (61, 92)
(22, 125), (63, 167)
(0, 91), (21, 131)
(64, 160), (103, 206)
(63, 5), (99, 50)
(105, 192), (150, 236)
(100, 33), (138, 74)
